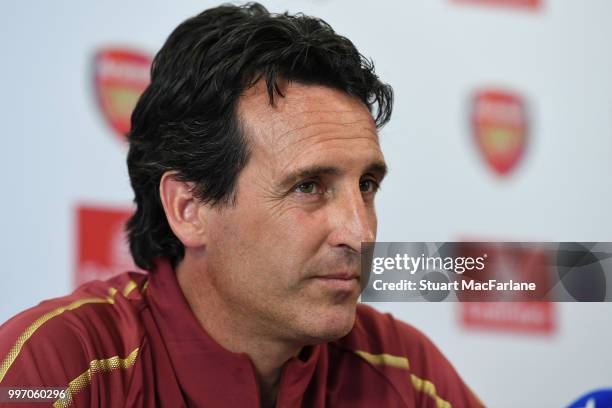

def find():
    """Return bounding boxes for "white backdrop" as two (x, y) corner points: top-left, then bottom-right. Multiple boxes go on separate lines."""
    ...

(1, 1), (611, 406)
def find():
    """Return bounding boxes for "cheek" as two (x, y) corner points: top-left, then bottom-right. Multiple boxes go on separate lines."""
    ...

(274, 211), (332, 275)
(207, 200), (331, 284)
(280, 208), (329, 245)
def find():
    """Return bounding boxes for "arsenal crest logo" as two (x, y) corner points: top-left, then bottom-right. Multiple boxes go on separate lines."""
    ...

(471, 89), (528, 176)
(93, 48), (152, 142)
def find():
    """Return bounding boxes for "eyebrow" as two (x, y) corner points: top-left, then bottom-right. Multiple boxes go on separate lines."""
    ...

(364, 161), (388, 180)
(277, 161), (388, 190)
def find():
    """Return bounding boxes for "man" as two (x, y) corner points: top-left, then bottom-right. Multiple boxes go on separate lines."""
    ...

(0, 3), (483, 407)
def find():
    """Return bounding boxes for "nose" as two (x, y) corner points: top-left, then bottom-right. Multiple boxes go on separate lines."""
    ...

(327, 186), (376, 253)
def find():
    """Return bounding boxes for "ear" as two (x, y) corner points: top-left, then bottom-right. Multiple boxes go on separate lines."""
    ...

(159, 171), (208, 248)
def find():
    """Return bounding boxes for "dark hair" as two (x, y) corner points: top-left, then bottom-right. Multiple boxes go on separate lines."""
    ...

(126, 2), (393, 271)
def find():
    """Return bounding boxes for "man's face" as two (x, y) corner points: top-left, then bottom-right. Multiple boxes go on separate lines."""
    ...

(203, 81), (386, 345)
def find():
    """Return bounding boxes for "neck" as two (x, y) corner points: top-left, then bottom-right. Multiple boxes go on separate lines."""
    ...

(176, 254), (300, 407)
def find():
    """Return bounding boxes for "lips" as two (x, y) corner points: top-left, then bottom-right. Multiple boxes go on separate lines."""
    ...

(316, 273), (359, 280)
(310, 272), (360, 292)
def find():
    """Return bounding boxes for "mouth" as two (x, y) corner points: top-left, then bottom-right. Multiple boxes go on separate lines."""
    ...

(310, 273), (360, 291)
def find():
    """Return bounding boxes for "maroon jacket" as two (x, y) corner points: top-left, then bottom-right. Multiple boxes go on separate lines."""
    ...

(0, 258), (484, 407)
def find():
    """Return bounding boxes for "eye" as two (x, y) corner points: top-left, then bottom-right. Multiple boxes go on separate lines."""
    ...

(295, 180), (322, 195)
(359, 179), (379, 194)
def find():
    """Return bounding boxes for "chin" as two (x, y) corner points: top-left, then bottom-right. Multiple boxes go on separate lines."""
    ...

(300, 303), (357, 344)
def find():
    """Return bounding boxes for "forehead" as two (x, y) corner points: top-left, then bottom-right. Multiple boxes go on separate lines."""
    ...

(237, 81), (382, 169)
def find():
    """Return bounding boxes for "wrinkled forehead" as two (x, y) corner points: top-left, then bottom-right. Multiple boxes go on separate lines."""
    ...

(236, 81), (379, 154)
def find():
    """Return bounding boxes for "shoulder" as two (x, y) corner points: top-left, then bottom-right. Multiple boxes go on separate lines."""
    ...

(0, 272), (149, 401)
(331, 304), (485, 408)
